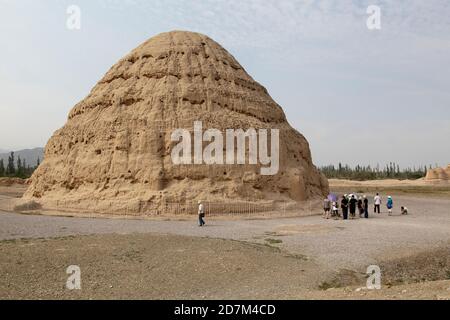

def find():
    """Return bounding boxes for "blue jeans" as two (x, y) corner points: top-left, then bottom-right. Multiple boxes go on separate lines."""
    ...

(199, 215), (205, 226)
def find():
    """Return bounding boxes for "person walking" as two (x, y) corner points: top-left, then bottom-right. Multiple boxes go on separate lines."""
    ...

(387, 196), (394, 216)
(341, 195), (349, 220)
(363, 195), (369, 219)
(374, 193), (382, 214)
(357, 197), (364, 218)
(323, 197), (331, 219)
(349, 195), (357, 219)
(198, 200), (206, 226)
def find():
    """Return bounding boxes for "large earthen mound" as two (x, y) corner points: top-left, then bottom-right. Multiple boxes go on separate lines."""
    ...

(24, 31), (328, 215)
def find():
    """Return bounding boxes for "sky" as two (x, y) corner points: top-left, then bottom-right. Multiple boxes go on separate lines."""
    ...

(0, 0), (449, 168)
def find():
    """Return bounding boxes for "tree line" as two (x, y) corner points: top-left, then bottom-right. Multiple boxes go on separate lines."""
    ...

(0, 152), (433, 181)
(320, 162), (428, 181)
(0, 152), (40, 179)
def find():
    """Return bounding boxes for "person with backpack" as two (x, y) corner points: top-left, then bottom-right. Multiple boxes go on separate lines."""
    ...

(387, 196), (394, 216)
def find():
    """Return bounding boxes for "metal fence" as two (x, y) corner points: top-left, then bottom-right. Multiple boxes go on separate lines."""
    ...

(5, 198), (323, 218)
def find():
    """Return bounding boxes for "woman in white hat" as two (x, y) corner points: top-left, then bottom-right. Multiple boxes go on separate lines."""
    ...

(387, 196), (394, 216)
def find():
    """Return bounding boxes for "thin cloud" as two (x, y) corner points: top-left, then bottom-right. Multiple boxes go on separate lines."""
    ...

(0, 1), (449, 166)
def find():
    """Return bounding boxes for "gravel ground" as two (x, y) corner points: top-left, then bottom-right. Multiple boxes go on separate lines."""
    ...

(3, 233), (446, 300)
(0, 194), (449, 299)
(1, 195), (449, 272)
(0, 234), (320, 299)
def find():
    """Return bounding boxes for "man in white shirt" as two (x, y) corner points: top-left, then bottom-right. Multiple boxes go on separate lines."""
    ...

(374, 193), (382, 214)
(198, 200), (206, 226)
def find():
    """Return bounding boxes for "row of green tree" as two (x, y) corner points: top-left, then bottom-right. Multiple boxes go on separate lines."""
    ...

(320, 162), (428, 181)
(0, 152), (40, 179)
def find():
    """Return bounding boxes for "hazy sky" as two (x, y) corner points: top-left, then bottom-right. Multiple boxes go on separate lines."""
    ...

(0, 0), (449, 168)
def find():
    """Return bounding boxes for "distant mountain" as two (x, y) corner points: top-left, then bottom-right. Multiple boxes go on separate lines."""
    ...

(0, 148), (44, 168)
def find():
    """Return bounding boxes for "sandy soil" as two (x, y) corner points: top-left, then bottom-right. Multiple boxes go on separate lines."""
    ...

(329, 178), (435, 187)
(0, 234), (319, 300)
(329, 179), (450, 198)
(0, 184), (27, 199)
(0, 233), (448, 300)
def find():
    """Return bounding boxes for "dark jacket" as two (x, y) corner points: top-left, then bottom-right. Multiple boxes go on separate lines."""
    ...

(349, 198), (357, 210)
(341, 198), (349, 209)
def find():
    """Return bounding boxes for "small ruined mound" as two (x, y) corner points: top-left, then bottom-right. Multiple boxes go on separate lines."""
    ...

(0, 177), (27, 186)
(425, 165), (450, 182)
(24, 31), (328, 215)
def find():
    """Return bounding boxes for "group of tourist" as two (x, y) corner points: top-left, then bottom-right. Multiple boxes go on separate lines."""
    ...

(197, 195), (409, 227)
(323, 193), (408, 220)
